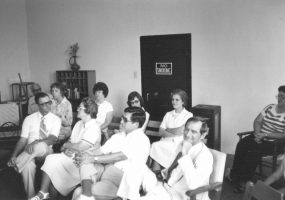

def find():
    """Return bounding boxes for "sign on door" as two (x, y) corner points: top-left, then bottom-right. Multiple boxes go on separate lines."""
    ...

(155, 63), (172, 75)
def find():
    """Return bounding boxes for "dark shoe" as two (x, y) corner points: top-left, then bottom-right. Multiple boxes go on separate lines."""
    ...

(225, 174), (233, 183)
(233, 186), (244, 193)
(225, 168), (235, 184)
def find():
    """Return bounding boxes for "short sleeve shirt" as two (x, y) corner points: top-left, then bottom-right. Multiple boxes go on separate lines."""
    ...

(101, 132), (127, 153)
(101, 129), (150, 171)
(70, 119), (101, 148)
(96, 100), (114, 132)
(260, 104), (285, 134)
(21, 112), (61, 144)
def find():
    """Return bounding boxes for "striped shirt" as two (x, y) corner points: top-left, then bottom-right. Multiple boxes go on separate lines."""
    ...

(260, 104), (285, 134)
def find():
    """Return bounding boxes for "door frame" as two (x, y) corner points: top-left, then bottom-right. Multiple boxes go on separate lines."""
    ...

(140, 33), (192, 117)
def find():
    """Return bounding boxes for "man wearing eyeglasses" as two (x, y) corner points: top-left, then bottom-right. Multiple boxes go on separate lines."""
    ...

(73, 107), (150, 200)
(7, 92), (61, 198)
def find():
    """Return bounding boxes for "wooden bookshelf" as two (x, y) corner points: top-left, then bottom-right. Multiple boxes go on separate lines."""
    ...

(56, 70), (96, 111)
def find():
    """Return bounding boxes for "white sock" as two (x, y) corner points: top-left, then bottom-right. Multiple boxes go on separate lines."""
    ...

(79, 194), (95, 200)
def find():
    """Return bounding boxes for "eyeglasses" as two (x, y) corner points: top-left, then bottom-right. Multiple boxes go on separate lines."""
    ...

(276, 95), (285, 99)
(121, 116), (132, 123)
(38, 101), (52, 107)
(130, 100), (140, 105)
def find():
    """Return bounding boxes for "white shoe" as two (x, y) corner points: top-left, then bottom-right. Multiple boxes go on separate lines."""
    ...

(78, 194), (96, 200)
(29, 191), (49, 200)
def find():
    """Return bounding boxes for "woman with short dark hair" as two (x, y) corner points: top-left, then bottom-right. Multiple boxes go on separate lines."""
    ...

(93, 82), (114, 143)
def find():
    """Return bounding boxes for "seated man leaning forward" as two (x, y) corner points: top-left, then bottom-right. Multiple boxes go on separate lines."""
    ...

(30, 97), (101, 200)
(117, 117), (213, 200)
(7, 92), (61, 199)
(73, 106), (150, 200)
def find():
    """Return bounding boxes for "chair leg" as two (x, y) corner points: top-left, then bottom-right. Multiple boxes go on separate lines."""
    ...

(272, 143), (278, 172)
(258, 161), (263, 177)
(272, 155), (277, 172)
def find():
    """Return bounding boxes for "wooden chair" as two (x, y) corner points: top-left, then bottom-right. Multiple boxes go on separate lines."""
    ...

(145, 120), (161, 143)
(186, 149), (227, 200)
(107, 117), (162, 143)
(107, 116), (121, 137)
(237, 131), (285, 175)
(145, 120), (161, 136)
(243, 180), (284, 200)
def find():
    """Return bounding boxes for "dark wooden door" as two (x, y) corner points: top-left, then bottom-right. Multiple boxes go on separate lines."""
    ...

(141, 34), (191, 121)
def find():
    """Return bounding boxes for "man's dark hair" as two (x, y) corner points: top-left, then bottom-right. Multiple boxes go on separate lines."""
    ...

(124, 107), (146, 128)
(278, 85), (285, 93)
(35, 92), (50, 104)
(185, 116), (209, 135)
(92, 82), (109, 97)
(81, 97), (98, 119)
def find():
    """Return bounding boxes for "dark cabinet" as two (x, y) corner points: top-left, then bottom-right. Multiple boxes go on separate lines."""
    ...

(56, 70), (96, 111)
(191, 104), (221, 150)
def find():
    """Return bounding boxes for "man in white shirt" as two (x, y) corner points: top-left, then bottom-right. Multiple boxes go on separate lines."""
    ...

(117, 117), (213, 200)
(7, 92), (61, 198)
(73, 107), (150, 200)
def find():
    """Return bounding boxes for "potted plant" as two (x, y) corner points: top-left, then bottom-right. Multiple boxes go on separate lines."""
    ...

(68, 43), (80, 71)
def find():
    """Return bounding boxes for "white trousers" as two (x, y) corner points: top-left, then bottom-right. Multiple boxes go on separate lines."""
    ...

(72, 165), (123, 200)
(117, 164), (160, 200)
(15, 142), (51, 198)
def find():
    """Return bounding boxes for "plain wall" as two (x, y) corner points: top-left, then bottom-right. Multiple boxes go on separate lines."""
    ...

(0, 0), (30, 101)
(9, 0), (284, 153)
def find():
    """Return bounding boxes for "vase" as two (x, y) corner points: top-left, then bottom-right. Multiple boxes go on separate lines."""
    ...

(69, 56), (80, 71)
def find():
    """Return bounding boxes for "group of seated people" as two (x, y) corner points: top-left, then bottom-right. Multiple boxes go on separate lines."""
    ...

(6, 81), (285, 200)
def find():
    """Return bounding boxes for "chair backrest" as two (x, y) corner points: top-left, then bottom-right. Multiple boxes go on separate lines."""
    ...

(145, 120), (161, 136)
(186, 149), (226, 200)
(209, 149), (226, 200)
(209, 149), (226, 185)
(108, 116), (121, 131)
(243, 180), (284, 200)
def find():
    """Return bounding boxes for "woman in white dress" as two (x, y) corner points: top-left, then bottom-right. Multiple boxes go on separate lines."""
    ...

(127, 91), (150, 131)
(30, 97), (101, 200)
(150, 89), (193, 171)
